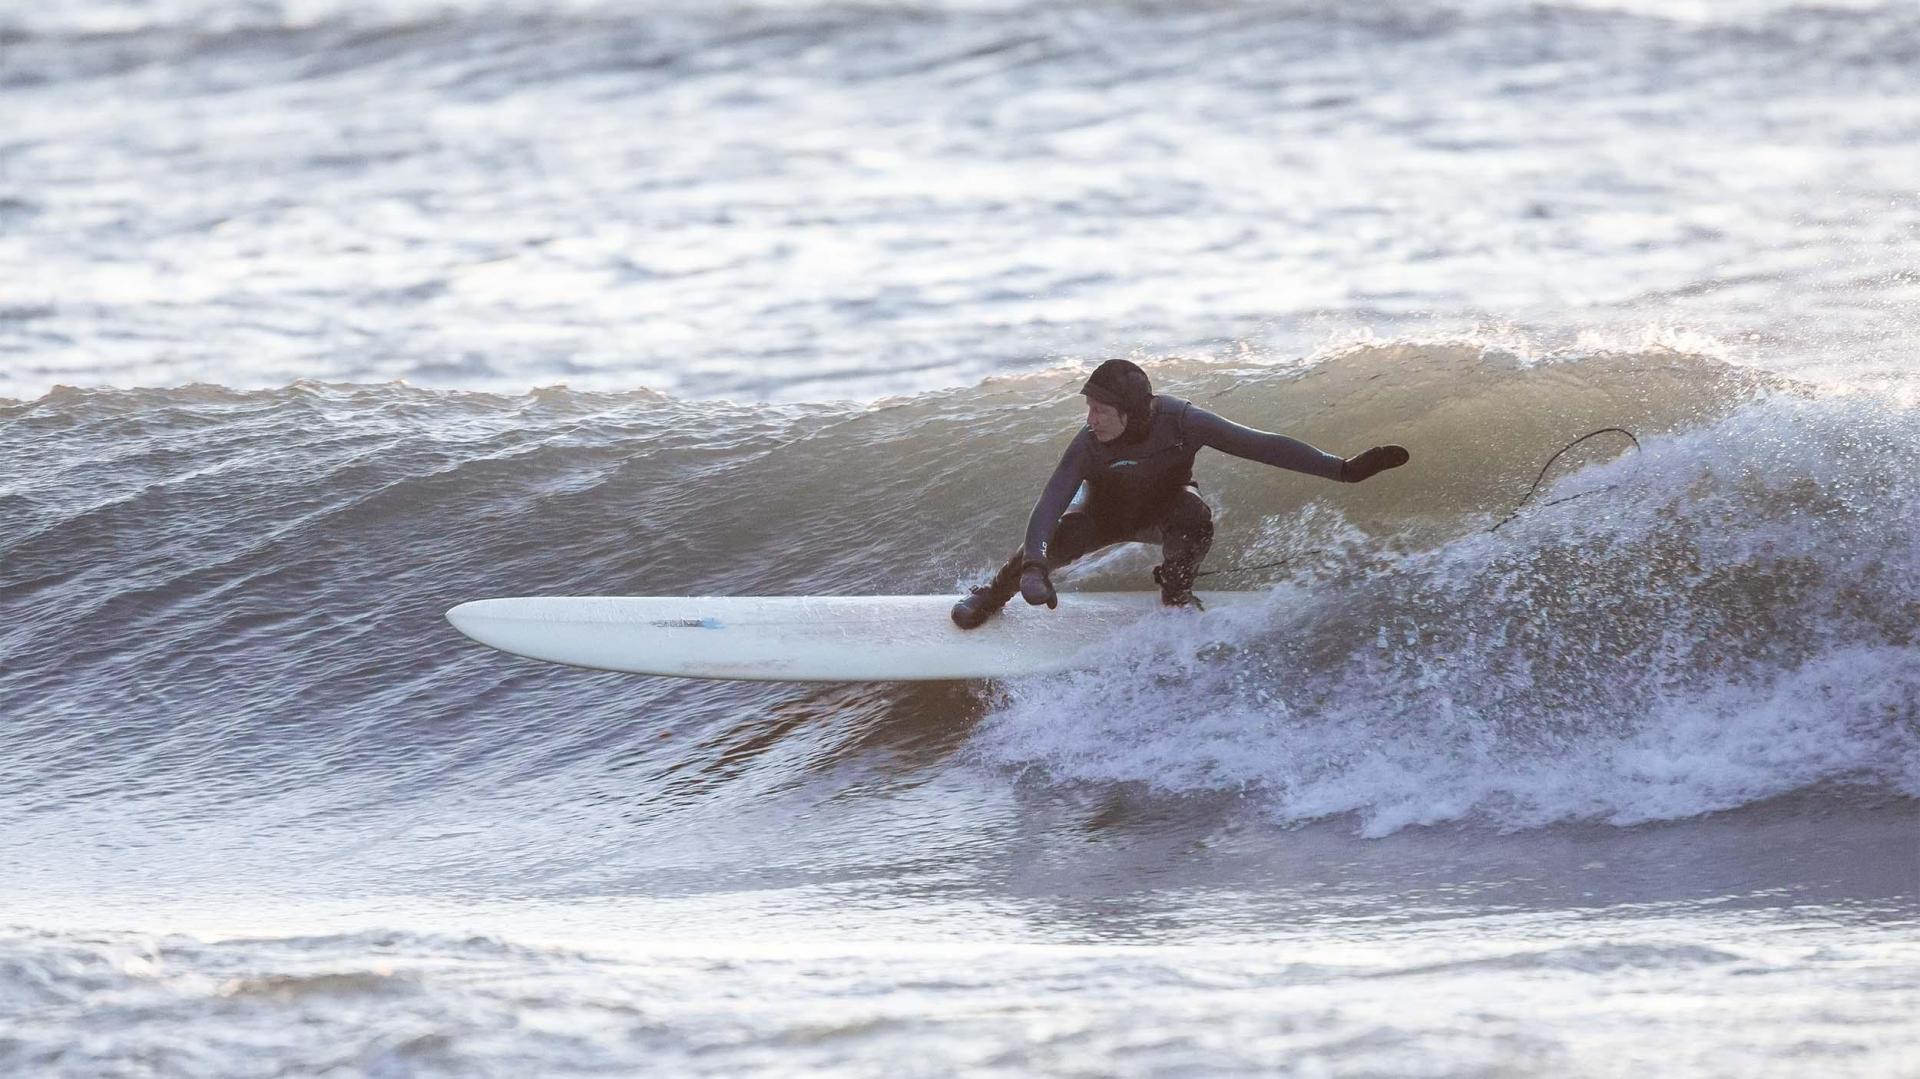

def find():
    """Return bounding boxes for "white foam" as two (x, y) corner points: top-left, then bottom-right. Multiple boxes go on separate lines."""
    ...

(972, 392), (1920, 835)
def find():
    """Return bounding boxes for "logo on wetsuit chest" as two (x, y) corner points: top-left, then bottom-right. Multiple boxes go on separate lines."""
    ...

(1109, 460), (1140, 469)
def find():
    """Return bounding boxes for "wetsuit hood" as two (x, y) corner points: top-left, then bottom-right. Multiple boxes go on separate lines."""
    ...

(1080, 359), (1154, 444)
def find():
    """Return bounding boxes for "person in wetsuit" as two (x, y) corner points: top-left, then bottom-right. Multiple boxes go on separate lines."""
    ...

(951, 359), (1410, 629)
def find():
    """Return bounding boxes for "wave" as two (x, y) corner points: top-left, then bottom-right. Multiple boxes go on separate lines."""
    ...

(2, 344), (1915, 841)
(976, 370), (1920, 835)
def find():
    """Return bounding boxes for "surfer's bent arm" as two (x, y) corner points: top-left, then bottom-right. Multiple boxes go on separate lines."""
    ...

(1022, 434), (1092, 562)
(1184, 406), (1347, 481)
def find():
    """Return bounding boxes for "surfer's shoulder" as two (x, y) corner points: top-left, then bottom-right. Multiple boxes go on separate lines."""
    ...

(1151, 395), (1199, 437)
(1056, 426), (1096, 469)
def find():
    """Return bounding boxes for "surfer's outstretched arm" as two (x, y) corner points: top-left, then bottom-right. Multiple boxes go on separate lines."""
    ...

(1185, 406), (1408, 482)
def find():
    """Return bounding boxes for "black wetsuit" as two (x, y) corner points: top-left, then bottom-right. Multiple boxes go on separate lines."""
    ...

(980, 394), (1347, 595)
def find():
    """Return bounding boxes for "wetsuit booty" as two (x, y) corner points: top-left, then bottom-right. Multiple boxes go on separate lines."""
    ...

(951, 585), (1010, 629)
(1152, 563), (1205, 610)
(951, 562), (1023, 629)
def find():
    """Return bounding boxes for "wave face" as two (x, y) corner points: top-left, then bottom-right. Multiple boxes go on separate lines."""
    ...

(2, 345), (1915, 904)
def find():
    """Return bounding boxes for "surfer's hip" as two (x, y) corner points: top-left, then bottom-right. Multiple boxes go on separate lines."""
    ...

(1082, 482), (1207, 541)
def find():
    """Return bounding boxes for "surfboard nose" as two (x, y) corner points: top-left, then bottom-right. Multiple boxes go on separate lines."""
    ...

(445, 600), (493, 645)
(445, 601), (471, 629)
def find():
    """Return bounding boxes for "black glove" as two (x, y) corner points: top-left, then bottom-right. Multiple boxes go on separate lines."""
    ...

(1341, 444), (1410, 483)
(1019, 560), (1057, 609)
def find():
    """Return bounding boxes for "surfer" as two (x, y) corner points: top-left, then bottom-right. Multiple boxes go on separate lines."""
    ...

(951, 359), (1410, 628)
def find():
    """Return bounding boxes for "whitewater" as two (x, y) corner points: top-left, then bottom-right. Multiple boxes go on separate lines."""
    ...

(2, 0), (1916, 1075)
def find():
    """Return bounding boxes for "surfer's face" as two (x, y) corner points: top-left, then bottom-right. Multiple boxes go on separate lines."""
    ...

(1086, 399), (1126, 442)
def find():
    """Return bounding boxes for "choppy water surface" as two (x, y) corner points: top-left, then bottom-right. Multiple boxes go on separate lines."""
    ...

(2, 0), (1917, 1075)
(3, 0), (1916, 399)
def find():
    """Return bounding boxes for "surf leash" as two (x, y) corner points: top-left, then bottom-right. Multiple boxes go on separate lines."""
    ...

(1486, 426), (1641, 532)
(1195, 426), (1643, 580)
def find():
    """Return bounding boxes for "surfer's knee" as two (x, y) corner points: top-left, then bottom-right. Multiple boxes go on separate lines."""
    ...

(1047, 510), (1099, 566)
(1164, 492), (1213, 550)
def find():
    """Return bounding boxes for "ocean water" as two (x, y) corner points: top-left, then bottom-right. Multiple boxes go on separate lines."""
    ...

(2, 0), (1917, 1075)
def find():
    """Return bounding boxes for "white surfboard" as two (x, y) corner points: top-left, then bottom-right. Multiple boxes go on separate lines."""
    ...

(445, 593), (1259, 682)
